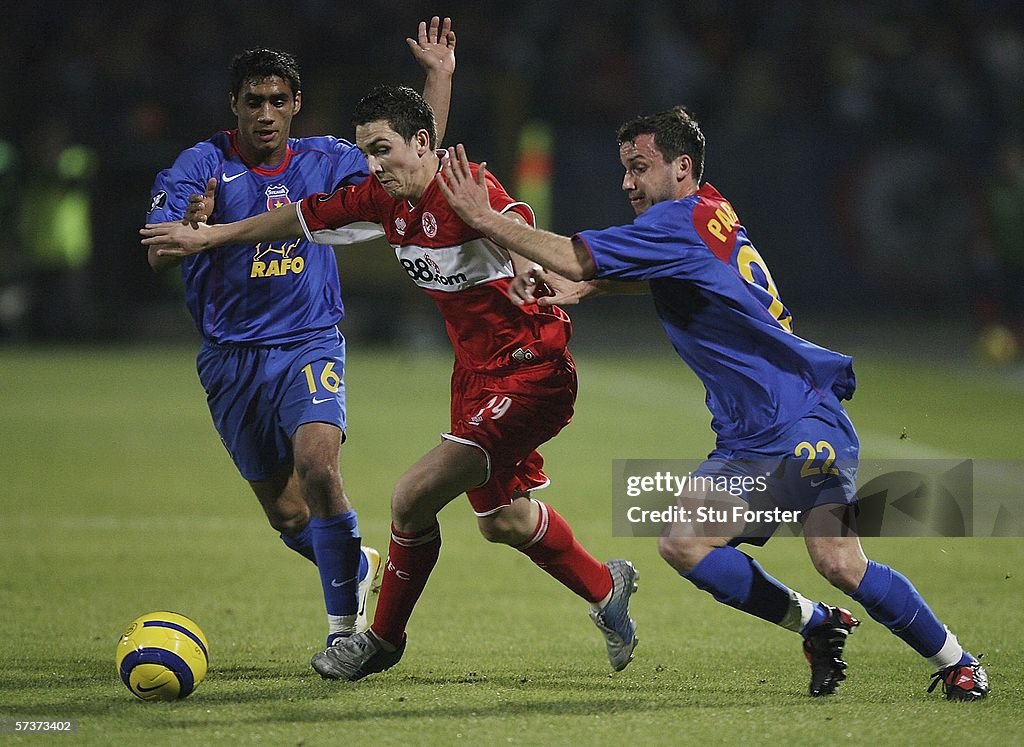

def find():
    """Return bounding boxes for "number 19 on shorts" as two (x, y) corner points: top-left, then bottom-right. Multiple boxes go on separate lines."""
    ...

(473, 395), (512, 421)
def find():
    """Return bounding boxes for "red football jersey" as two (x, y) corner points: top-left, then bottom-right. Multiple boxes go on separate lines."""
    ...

(297, 155), (572, 373)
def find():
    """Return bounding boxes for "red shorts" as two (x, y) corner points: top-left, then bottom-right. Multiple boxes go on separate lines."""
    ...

(444, 354), (577, 515)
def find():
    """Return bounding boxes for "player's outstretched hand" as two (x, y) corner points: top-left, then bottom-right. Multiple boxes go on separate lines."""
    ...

(508, 266), (551, 306)
(182, 177), (217, 228)
(408, 16), (456, 77)
(140, 221), (213, 257)
(437, 144), (493, 229)
(509, 266), (601, 307)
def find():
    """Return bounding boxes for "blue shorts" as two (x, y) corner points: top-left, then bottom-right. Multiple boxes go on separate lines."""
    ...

(197, 328), (347, 481)
(699, 395), (859, 544)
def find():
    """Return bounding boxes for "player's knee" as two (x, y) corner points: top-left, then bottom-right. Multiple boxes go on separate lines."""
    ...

(477, 511), (530, 546)
(476, 518), (511, 544)
(658, 535), (705, 573)
(294, 457), (343, 502)
(390, 480), (436, 530)
(391, 478), (420, 518)
(813, 553), (865, 594)
(266, 505), (310, 536)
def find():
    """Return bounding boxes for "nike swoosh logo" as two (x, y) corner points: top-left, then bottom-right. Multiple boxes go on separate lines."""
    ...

(136, 683), (166, 692)
(222, 171), (246, 183)
(312, 396), (332, 404)
(810, 478), (828, 487)
(331, 578), (354, 588)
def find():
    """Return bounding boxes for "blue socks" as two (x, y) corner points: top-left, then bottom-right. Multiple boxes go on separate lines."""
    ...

(280, 523), (317, 564)
(684, 546), (793, 625)
(851, 560), (953, 661)
(682, 550), (971, 669)
(309, 511), (364, 617)
(280, 522), (370, 579)
(800, 602), (828, 636)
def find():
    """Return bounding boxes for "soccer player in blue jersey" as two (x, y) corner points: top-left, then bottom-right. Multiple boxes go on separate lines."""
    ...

(437, 107), (990, 701)
(144, 18), (456, 658)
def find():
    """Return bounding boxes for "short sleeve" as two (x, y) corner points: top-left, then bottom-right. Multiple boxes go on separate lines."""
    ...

(147, 144), (218, 223)
(481, 167), (535, 228)
(322, 136), (370, 189)
(297, 179), (381, 239)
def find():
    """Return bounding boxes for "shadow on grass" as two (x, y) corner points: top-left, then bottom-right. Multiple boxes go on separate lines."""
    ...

(3, 657), (808, 724)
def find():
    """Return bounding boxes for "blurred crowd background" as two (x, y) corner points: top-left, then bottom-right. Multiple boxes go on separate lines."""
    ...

(1, 0), (1022, 359)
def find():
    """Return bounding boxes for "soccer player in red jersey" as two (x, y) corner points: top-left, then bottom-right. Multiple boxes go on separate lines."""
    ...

(141, 85), (639, 681)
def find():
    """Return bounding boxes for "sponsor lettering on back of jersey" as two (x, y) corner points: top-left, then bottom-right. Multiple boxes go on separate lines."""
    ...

(693, 196), (740, 263)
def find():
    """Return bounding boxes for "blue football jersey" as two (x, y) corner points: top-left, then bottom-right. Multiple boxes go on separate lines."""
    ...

(147, 131), (369, 344)
(575, 183), (855, 451)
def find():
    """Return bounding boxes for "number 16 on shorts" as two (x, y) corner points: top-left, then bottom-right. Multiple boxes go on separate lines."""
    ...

(302, 361), (341, 397)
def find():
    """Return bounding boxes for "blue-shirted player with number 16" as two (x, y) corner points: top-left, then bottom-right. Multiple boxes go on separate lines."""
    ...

(144, 17), (456, 662)
(438, 106), (989, 701)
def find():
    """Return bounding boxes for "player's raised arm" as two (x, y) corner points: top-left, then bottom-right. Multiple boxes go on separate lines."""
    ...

(140, 200), (305, 258)
(409, 16), (456, 145)
(438, 144), (596, 281)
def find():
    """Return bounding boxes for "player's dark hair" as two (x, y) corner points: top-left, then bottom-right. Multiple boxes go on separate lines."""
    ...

(230, 49), (302, 98)
(352, 85), (437, 149)
(617, 106), (705, 183)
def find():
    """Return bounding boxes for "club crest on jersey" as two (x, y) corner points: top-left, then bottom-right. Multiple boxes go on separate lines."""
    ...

(422, 211), (438, 238)
(395, 217), (407, 236)
(265, 184), (291, 211)
(149, 190), (167, 214)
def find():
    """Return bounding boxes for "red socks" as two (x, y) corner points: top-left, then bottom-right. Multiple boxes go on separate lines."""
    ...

(370, 502), (611, 647)
(517, 501), (612, 603)
(370, 523), (441, 647)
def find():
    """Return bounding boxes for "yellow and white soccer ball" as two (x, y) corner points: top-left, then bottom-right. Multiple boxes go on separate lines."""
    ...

(115, 611), (209, 701)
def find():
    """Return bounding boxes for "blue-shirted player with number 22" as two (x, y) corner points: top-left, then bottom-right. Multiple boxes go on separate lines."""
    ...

(438, 106), (989, 701)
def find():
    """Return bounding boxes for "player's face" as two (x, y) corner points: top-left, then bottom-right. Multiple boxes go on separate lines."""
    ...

(356, 120), (433, 202)
(230, 76), (300, 167)
(619, 133), (679, 216)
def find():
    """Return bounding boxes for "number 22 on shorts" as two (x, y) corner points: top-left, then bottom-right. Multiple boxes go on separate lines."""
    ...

(794, 439), (839, 478)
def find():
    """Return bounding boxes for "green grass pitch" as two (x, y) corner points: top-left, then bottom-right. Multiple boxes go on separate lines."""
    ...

(1, 343), (1021, 745)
